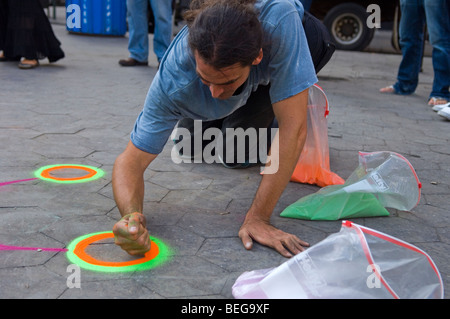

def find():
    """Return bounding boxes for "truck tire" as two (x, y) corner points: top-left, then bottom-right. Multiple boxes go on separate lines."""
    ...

(323, 2), (375, 51)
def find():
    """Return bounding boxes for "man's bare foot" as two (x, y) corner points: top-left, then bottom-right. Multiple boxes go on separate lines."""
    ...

(428, 97), (448, 106)
(380, 85), (395, 93)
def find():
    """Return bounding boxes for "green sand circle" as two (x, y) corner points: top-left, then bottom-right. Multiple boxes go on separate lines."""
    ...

(66, 231), (171, 273)
(34, 164), (105, 184)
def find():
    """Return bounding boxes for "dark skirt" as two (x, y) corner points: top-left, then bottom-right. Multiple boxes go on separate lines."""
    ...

(0, 0), (64, 62)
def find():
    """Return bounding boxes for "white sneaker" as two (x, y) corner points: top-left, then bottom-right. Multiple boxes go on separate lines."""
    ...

(432, 102), (450, 112)
(437, 105), (450, 120)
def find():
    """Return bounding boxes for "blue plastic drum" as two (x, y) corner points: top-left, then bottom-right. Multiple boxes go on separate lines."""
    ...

(66, 0), (127, 36)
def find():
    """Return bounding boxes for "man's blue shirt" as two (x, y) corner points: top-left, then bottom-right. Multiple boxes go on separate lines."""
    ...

(131, 0), (318, 154)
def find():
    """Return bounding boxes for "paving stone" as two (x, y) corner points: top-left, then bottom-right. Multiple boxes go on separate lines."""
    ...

(161, 189), (232, 211)
(42, 215), (118, 245)
(31, 133), (94, 158)
(149, 225), (206, 257)
(0, 266), (67, 298)
(177, 210), (244, 238)
(150, 171), (213, 190)
(132, 256), (229, 298)
(0, 206), (63, 234)
(0, 232), (66, 268)
(197, 237), (286, 273)
(364, 216), (440, 243)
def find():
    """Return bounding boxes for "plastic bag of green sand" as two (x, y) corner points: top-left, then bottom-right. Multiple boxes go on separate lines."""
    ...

(281, 151), (421, 220)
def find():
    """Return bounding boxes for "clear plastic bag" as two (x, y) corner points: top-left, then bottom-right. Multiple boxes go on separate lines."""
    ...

(232, 221), (444, 299)
(281, 151), (422, 220)
(290, 84), (344, 187)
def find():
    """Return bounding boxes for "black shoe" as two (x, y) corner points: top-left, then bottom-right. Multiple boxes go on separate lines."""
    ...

(118, 58), (148, 67)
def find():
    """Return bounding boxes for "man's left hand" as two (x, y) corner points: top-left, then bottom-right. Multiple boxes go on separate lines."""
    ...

(238, 215), (309, 258)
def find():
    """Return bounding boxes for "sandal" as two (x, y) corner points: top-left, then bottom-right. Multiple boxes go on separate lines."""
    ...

(428, 97), (448, 106)
(18, 59), (39, 69)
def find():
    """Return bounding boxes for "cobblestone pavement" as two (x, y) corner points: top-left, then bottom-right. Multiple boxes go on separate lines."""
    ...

(0, 19), (449, 299)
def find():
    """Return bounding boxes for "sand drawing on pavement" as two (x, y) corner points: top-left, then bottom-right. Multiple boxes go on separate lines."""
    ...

(66, 231), (171, 273)
(1, 164), (171, 272)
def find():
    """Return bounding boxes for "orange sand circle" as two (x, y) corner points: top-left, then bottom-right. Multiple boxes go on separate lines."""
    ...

(73, 232), (159, 267)
(40, 165), (98, 181)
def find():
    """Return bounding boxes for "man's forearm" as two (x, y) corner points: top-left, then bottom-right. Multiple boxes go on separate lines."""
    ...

(112, 154), (145, 217)
(247, 124), (306, 220)
(112, 141), (156, 218)
(246, 89), (309, 221)
(112, 142), (156, 255)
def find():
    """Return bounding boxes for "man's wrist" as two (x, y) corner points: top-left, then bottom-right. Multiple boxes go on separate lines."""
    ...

(121, 210), (142, 218)
(244, 208), (271, 224)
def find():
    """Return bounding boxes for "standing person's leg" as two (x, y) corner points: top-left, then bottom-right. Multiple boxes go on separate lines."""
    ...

(393, 0), (426, 95)
(424, 0), (450, 104)
(149, 0), (173, 63)
(122, 0), (149, 65)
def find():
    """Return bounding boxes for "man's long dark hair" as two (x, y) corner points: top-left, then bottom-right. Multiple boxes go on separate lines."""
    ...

(184, 0), (263, 69)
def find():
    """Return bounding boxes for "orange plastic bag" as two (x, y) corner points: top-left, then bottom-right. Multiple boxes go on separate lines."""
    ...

(291, 84), (344, 187)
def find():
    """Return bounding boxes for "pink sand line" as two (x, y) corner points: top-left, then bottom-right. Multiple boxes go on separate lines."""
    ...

(0, 244), (68, 252)
(0, 178), (39, 187)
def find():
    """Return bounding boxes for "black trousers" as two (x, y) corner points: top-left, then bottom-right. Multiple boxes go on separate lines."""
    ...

(174, 84), (275, 167)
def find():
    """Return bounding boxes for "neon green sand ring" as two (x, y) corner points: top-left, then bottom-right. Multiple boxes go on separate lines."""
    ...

(66, 231), (171, 273)
(34, 164), (104, 183)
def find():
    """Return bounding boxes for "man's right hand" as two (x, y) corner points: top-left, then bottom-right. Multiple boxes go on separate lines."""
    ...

(113, 212), (151, 256)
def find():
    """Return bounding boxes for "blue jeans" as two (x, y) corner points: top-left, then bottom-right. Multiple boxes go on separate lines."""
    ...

(126, 0), (173, 62)
(394, 0), (450, 100)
